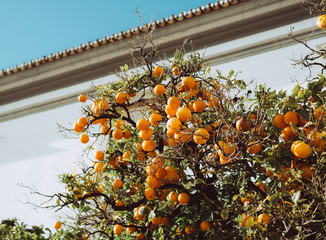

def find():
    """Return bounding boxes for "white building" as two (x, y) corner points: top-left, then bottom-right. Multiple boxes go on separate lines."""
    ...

(0, 0), (324, 228)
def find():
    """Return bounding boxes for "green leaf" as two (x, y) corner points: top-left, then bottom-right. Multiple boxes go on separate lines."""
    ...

(270, 192), (281, 206)
(245, 217), (255, 229)
(56, 198), (60, 206)
(232, 194), (239, 201)
(220, 210), (229, 220)
(291, 84), (299, 97)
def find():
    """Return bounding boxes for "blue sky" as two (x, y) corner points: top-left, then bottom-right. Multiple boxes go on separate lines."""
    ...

(0, 0), (212, 70)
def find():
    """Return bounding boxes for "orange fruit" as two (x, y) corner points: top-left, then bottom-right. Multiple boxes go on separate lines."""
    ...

(80, 134), (89, 144)
(165, 105), (178, 117)
(154, 84), (166, 95)
(116, 92), (128, 104)
(113, 179), (123, 189)
(54, 221), (62, 230)
(291, 141), (312, 158)
(95, 150), (105, 161)
(207, 97), (218, 108)
(112, 129), (124, 140)
(314, 107), (325, 121)
(247, 141), (262, 154)
(257, 213), (271, 225)
(146, 175), (161, 188)
(241, 193), (254, 204)
(100, 126), (111, 135)
(299, 164), (313, 178)
(172, 66), (180, 75)
(139, 128), (153, 140)
(78, 94), (87, 102)
(113, 224), (124, 235)
(193, 100), (206, 112)
(284, 111), (299, 125)
(255, 181), (266, 192)
(236, 118), (251, 132)
(174, 130), (191, 143)
(182, 76), (197, 90)
(193, 128), (210, 144)
(144, 188), (156, 200)
(161, 217), (169, 226)
(176, 107), (191, 122)
(152, 216), (162, 225)
(178, 192), (190, 205)
(168, 191), (178, 202)
(239, 214), (250, 227)
(137, 119), (150, 131)
(94, 162), (104, 173)
(185, 226), (195, 234)
(77, 117), (88, 128)
(153, 66), (163, 77)
(167, 96), (181, 109)
(281, 126), (297, 141)
(115, 200), (124, 207)
(317, 14), (326, 29)
(123, 129), (132, 139)
(200, 221), (211, 231)
(73, 122), (84, 133)
(126, 227), (135, 234)
(274, 115), (287, 129)
(166, 117), (182, 134)
(136, 233), (145, 240)
(155, 167), (167, 179)
(115, 119), (125, 129)
(149, 113), (162, 126)
(142, 139), (156, 152)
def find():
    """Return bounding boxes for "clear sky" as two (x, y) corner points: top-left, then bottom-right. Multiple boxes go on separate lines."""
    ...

(0, 0), (212, 71)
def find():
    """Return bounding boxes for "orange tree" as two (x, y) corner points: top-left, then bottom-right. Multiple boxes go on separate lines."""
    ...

(42, 26), (326, 240)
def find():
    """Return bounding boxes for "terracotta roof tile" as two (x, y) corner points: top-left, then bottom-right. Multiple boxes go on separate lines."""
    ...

(0, 0), (247, 78)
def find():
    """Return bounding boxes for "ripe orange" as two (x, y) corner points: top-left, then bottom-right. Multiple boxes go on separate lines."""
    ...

(54, 221), (62, 230)
(137, 119), (150, 131)
(94, 162), (104, 173)
(112, 129), (124, 140)
(142, 139), (156, 152)
(247, 141), (262, 154)
(149, 113), (162, 126)
(116, 92), (128, 104)
(291, 141), (312, 158)
(281, 126), (297, 141)
(152, 216), (162, 225)
(155, 167), (167, 179)
(182, 76), (197, 90)
(185, 226), (195, 234)
(115, 119), (125, 129)
(95, 150), (105, 161)
(123, 129), (132, 139)
(241, 193), (254, 204)
(167, 96), (181, 109)
(126, 227), (135, 234)
(154, 84), (166, 95)
(239, 214), (250, 227)
(80, 134), (89, 144)
(172, 66), (180, 75)
(146, 175), (161, 188)
(77, 117), (88, 128)
(174, 130), (191, 143)
(236, 118), (251, 132)
(284, 111), (299, 125)
(73, 122), (84, 133)
(144, 187), (156, 200)
(139, 128), (153, 140)
(115, 200), (124, 207)
(166, 117), (182, 134)
(136, 233), (145, 240)
(78, 94), (87, 102)
(178, 192), (190, 205)
(193, 100), (206, 112)
(153, 66), (163, 77)
(113, 224), (124, 235)
(165, 105), (178, 117)
(317, 14), (326, 29)
(168, 191), (178, 202)
(100, 126), (111, 135)
(274, 115), (287, 129)
(176, 107), (191, 122)
(113, 179), (123, 189)
(314, 107), (325, 121)
(200, 221), (211, 231)
(257, 213), (271, 225)
(193, 128), (210, 144)
(299, 164), (313, 178)
(161, 217), (169, 226)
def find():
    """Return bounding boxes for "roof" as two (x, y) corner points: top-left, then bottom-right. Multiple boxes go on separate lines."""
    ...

(0, 0), (246, 79)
